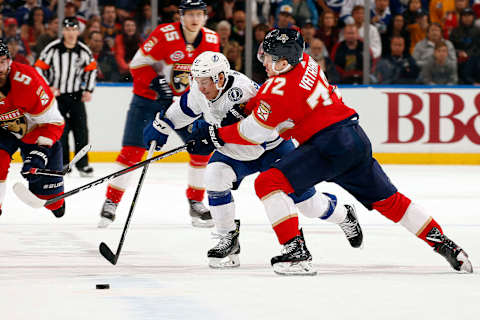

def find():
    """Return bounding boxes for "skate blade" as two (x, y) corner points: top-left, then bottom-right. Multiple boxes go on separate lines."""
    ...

(98, 217), (113, 229)
(273, 261), (317, 276)
(208, 254), (240, 268)
(458, 252), (474, 273)
(79, 171), (94, 178)
(191, 217), (214, 228)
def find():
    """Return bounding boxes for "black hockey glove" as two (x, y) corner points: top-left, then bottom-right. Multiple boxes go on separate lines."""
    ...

(149, 75), (173, 105)
(220, 103), (248, 127)
(187, 120), (225, 154)
(21, 145), (49, 183)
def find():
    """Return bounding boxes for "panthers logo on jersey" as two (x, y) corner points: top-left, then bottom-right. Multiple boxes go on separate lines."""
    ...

(0, 109), (27, 138)
(172, 63), (191, 94)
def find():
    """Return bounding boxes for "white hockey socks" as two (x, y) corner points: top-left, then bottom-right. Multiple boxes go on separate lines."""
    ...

(296, 192), (347, 224)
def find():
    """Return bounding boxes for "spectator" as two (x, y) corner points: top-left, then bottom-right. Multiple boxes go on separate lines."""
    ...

(444, 0), (470, 37)
(101, 4), (120, 52)
(420, 41), (458, 84)
(225, 39), (243, 72)
(81, 18), (101, 42)
(216, 20), (237, 53)
(371, 0), (391, 35)
(33, 15), (58, 58)
(462, 55), (480, 84)
(277, 0), (318, 27)
(0, 13), (5, 39)
(231, 9), (246, 46)
(406, 10), (428, 53)
(16, 0), (51, 26)
(301, 19), (316, 49)
(6, 36), (30, 65)
(315, 10), (339, 54)
(275, 4), (295, 28)
(75, 0), (100, 20)
(0, 0), (14, 17)
(252, 22), (269, 84)
(4, 17), (33, 64)
(429, 0), (455, 26)
(309, 37), (340, 83)
(382, 14), (411, 57)
(449, 8), (480, 82)
(375, 35), (420, 83)
(413, 22), (457, 67)
(114, 18), (142, 82)
(135, 2), (159, 39)
(339, 0), (364, 25)
(331, 24), (372, 84)
(87, 30), (119, 82)
(339, 5), (382, 59)
(20, 7), (45, 51)
(404, 0), (424, 25)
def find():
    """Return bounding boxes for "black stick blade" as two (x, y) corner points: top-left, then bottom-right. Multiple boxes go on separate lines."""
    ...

(99, 242), (117, 265)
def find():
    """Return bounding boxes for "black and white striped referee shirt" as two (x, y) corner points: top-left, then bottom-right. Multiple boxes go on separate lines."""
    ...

(34, 38), (97, 94)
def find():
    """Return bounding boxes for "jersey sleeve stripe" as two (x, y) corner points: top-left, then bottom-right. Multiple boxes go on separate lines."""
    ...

(179, 93), (200, 117)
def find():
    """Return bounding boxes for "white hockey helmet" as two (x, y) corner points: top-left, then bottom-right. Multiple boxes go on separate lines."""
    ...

(191, 51), (230, 91)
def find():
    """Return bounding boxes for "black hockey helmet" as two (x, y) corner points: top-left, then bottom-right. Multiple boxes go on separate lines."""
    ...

(262, 28), (304, 66)
(0, 41), (10, 59)
(179, 0), (207, 14)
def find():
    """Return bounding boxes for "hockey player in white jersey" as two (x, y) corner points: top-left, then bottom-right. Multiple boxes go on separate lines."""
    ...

(143, 51), (363, 269)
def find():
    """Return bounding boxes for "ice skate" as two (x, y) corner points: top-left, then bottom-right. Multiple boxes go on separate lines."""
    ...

(98, 199), (117, 228)
(271, 230), (317, 276)
(208, 220), (240, 268)
(338, 204), (363, 248)
(426, 227), (473, 273)
(78, 165), (94, 178)
(188, 199), (214, 228)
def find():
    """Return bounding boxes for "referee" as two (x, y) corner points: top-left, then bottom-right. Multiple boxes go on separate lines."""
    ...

(34, 17), (97, 177)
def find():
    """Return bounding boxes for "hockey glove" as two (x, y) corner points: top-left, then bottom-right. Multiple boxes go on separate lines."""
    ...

(143, 112), (173, 151)
(187, 120), (225, 154)
(149, 75), (173, 105)
(22, 146), (49, 183)
(220, 103), (248, 127)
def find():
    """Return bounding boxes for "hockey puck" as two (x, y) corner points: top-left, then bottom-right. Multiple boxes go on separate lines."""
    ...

(96, 284), (110, 290)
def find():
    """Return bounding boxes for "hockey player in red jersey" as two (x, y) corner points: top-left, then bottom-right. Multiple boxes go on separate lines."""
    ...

(188, 28), (473, 275)
(98, 0), (220, 228)
(0, 41), (66, 217)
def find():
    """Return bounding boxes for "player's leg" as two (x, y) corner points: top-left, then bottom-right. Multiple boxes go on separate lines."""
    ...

(21, 141), (65, 217)
(204, 152), (254, 268)
(0, 130), (19, 216)
(69, 99), (92, 177)
(175, 124), (213, 227)
(262, 139), (363, 248)
(99, 95), (156, 227)
(334, 124), (473, 272)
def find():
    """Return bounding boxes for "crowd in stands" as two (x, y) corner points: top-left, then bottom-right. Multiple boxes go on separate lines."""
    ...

(3, 0), (480, 85)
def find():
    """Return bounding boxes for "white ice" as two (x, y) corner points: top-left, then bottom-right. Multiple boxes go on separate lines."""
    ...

(1, 163), (479, 320)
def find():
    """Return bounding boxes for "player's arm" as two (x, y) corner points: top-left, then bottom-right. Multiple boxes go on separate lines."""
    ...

(20, 71), (64, 146)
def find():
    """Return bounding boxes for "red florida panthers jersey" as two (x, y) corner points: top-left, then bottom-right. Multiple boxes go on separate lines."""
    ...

(244, 53), (357, 144)
(129, 22), (220, 100)
(0, 62), (64, 145)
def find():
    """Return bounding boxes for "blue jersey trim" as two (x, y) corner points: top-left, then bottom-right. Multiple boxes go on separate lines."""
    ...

(179, 91), (200, 118)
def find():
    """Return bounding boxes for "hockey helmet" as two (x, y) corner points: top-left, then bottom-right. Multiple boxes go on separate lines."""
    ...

(179, 0), (207, 14)
(262, 28), (304, 67)
(0, 41), (10, 59)
(191, 51), (230, 84)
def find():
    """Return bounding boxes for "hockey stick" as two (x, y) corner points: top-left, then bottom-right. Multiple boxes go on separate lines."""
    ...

(13, 143), (188, 208)
(99, 141), (156, 265)
(26, 144), (92, 177)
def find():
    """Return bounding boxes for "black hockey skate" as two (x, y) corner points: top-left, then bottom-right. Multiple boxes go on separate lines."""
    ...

(338, 205), (363, 248)
(51, 202), (65, 218)
(271, 229), (317, 276)
(208, 220), (241, 268)
(98, 199), (117, 228)
(188, 199), (214, 228)
(78, 165), (94, 178)
(426, 227), (473, 273)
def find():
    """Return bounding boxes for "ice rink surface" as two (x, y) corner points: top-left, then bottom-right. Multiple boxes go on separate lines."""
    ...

(1, 162), (479, 320)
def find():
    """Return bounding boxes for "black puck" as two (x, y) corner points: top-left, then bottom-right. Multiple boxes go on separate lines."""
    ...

(96, 284), (110, 289)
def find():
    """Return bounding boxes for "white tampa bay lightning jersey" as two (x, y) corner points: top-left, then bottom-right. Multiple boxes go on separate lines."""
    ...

(165, 71), (282, 161)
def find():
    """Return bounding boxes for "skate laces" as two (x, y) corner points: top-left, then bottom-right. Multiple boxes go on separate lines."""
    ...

(339, 216), (359, 239)
(211, 232), (235, 250)
(282, 238), (300, 255)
